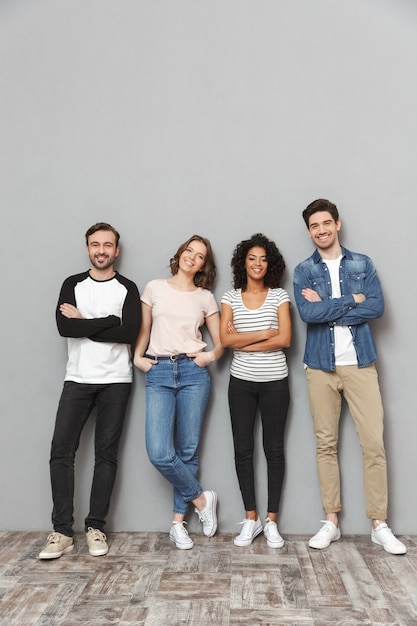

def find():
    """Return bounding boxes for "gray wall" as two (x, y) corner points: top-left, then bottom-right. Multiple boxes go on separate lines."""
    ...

(1, 0), (416, 535)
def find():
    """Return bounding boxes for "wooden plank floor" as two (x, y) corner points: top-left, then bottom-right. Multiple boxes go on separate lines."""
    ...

(1, 530), (416, 625)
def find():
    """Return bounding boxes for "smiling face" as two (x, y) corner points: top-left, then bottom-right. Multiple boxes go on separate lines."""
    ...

(245, 246), (268, 281)
(307, 211), (341, 255)
(86, 229), (119, 272)
(178, 239), (207, 277)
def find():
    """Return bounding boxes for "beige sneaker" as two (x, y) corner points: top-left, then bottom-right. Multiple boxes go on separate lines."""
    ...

(86, 527), (109, 556)
(39, 532), (74, 559)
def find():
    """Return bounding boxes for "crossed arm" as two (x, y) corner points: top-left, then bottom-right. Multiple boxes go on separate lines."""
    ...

(293, 263), (384, 326)
(220, 301), (292, 352)
(56, 277), (141, 345)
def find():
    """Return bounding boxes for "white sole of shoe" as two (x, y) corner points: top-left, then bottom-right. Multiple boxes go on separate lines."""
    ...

(371, 535), (406, 555)
(234, 525), (263, 547)
(308, 529), (341, 550)
(38, 543), (74, 560)
(265, 536), (285, 549)
(169, 536), (194, 550)
(88, 547), (109, 557)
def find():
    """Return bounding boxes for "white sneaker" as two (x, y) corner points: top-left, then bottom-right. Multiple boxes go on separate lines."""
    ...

(234, 517), (263, 547)
(263, 518), (284, 548)
(309, 520), (341, 549)
(371, 522), (406, 555)
(86, 528), (109, 556)
(169, 521), (194, 550)
(195, 490), (218, 537)
(38, 532), (74, 559)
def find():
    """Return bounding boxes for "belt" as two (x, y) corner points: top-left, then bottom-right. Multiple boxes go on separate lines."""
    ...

(146, 353), (193, 362)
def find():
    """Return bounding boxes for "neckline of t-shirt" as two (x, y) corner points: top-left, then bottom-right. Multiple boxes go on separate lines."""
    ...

(165, 279), (200, 293)
(239, 287), (270, 311)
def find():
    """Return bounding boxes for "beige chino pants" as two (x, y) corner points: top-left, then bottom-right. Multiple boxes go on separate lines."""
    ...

(306, 364), (388, 520)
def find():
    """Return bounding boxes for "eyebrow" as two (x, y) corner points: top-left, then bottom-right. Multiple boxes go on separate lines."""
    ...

(89, 240), (116, 246)
(309, 220), (333, 228)
(188, 246), (206, 256)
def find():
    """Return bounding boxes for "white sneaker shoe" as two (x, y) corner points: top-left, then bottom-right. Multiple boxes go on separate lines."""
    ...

(195, 490), (218, 537)
(86, 528), (109, 556)
(38, 532), (74, 559)
(169, 521), (194, 550)
(309, 520), (341, 549)
(263, 518), (284, 548)
(371, 522), (406, 555)
(234, 517), (263, 547)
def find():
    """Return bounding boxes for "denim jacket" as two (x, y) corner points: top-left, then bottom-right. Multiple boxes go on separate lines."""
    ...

(293, 246), (384, 371)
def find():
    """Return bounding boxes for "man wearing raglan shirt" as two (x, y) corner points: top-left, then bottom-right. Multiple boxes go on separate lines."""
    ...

(39, 222), (140, 559)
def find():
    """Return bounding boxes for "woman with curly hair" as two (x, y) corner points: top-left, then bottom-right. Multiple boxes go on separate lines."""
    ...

(220, 234), (291, 548)
(134, 235), (224, 550)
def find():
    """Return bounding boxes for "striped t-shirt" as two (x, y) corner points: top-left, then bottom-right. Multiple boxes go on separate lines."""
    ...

(221, 288), (290, 382)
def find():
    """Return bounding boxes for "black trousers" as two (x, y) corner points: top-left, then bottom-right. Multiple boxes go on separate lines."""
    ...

(228, 375), (290, 514)
(49, 381), (131, 536)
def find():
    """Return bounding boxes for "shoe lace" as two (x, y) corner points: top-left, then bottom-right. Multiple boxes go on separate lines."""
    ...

(87, 527), (107, 543)
(376, 525), (396, 542)
(46, 532), (62, 544)
(238, 519), (256, 537)
(172, 521), (189, 537)
(317, 520), (334, 536)
(195, 508), (209, 524)
(264, 520), (279, 537)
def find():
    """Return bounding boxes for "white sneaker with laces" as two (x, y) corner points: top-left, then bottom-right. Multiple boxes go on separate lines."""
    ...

(195, 490), (218, 537)
(234, 517), (263, 547)
(264, 518), (284, 548)
(371, 522), (406, 554)
(38, 532), (74, 559)
(169, 521), (194, 550)
(86, 528), (109, 556)
(309, 520), (341, 549)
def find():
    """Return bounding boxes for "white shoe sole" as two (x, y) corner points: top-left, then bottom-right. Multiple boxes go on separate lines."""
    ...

(265, 536), (285, 549)
(88, 547), (109, 556)
(308, 529), (341, 549)
(371, 535), (406, 555)
(169, 535), (194, 550)
(234, 525), (263, 547)
(39, 543), (74, 559)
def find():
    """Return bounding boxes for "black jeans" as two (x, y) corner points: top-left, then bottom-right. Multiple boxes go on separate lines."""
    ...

(228, 375), (290, 514)
(50, 381), (131, 536)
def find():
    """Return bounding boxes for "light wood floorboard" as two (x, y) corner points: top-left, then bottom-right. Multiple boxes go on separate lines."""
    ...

(0, 531), (416, 625)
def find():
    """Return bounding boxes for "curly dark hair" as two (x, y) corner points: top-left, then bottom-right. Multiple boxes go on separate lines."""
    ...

(231, 233), (286, 290)
(170, 234), (216, 290)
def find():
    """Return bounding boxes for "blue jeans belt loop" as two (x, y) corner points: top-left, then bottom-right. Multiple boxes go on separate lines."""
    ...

(146, 354), (191, 362)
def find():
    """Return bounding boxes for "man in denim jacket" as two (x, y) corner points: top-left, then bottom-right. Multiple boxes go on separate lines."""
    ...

(293, 198), (406, 554)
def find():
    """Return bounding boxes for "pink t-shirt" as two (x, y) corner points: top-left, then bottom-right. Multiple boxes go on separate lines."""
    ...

(141, 279), (219, 356)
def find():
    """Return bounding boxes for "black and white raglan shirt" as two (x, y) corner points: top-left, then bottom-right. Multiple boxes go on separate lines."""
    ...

(56, 271), (141, 384)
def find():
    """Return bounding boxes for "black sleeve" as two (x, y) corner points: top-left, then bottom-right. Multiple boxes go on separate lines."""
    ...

(90, 277), (141, 345)
(56, 273), (121, 339)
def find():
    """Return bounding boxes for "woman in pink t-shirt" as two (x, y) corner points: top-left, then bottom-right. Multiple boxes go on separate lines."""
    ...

(134, 235), (224, 550)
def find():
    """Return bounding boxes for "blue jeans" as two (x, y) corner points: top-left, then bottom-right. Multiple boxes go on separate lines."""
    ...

(145, 357), (211, 515)
(50, 381), (131, 536)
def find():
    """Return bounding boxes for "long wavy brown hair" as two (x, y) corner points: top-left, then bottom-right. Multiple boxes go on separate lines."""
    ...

(170, 235), (217, 290)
